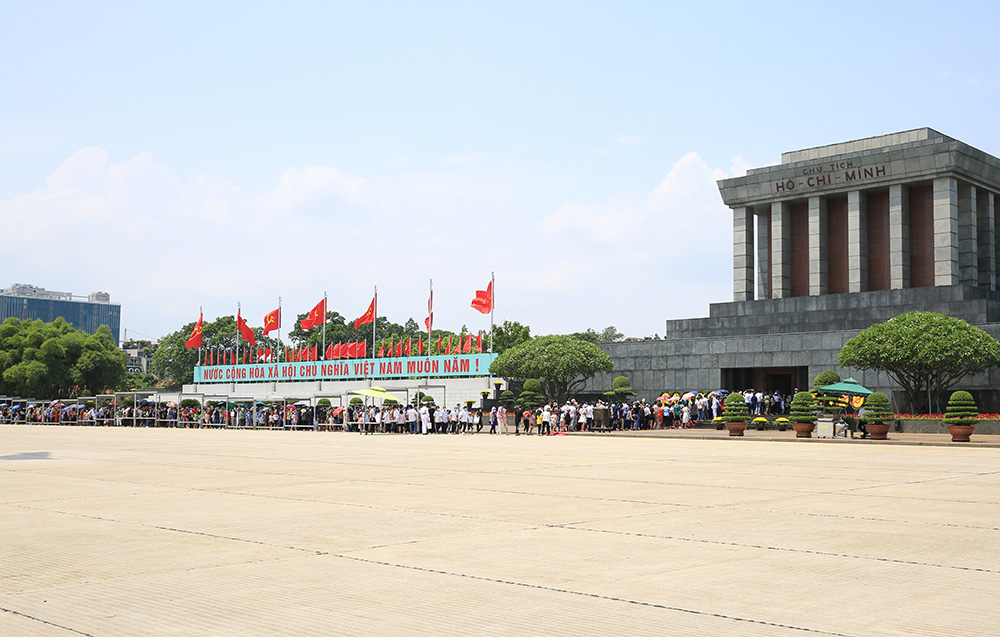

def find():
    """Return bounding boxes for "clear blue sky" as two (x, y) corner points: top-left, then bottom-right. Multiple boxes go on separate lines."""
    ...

(3, 1), (999, 341)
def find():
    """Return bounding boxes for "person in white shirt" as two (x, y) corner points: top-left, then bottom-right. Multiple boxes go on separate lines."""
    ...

(420, 404), (431, 434)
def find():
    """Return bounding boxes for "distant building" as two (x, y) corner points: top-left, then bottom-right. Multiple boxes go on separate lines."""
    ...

(122, 341), (152, 373)
(0, 283), (121, 345)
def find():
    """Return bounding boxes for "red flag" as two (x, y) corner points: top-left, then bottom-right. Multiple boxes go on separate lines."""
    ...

(445, 336), (452, 355)
(395, 340), (403, 357)
(237, 309), (256, 346)
(359, 340), (367, 358)
(333, 343), (342, 359)
(406, 338), (412, 356)
(312, 345), (318, 361)
(387, 336), (393, 357)
(471, 281), (493, 314)
(378, 340), (385, 357)
(207, 350), (213, 365)
(464, 334), (472, 353)
(437, 336), (442, 353)
(348, 342), (358, 358)
(185, 314), (204, 348)
(354, 297), (376, 330)
(325, 344), (333, 359)
(425, 289), (433, 332)
(263, 307), (281, 335)
(476, 333), (483, 352)
(242, 350), (247, 364)
(300, 299), (326, 331)
(418, 336), (423, 355)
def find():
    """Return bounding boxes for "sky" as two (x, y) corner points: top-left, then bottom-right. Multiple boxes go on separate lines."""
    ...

(3, 1), (1000, 343)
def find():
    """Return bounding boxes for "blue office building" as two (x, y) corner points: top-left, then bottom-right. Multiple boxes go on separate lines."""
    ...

(0, 284), (121, 345)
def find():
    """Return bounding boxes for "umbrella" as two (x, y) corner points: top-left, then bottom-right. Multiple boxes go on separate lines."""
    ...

(817, 378), (873, 397)
(351, 386), (399, 402)
(10, 405), (21, 410)
(681, 391), (698, 400)
(710, 389), (730, 396)
(330, 406), (345, 417)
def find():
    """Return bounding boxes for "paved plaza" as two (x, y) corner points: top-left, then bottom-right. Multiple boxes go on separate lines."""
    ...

(2, 426), (999, 635)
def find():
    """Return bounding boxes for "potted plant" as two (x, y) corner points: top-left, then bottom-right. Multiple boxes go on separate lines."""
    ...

(774, 417), (789, 431)
(752, 416), (768, 431)
(789, 391), (817, 438)
(712, 416), (724, 430)
(722, 392), (750, 436)
(860, 391), (892, 440)
(943, 390), (979, 442)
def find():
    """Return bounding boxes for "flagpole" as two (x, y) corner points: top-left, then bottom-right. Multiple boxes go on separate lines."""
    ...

(236, 302), (241, 382)
(489, 271), (495, 354)
(322, 291), (327, 360)
(427, 279), (432, 383)
(372, 285), (377, 360)
(198, 306), (203, 366)
(278, 297), (282, 363)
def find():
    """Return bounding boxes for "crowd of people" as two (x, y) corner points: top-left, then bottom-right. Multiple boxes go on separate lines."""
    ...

(0, 388), (795, 432)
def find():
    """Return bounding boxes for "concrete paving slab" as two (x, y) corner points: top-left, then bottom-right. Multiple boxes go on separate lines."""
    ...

(2, 425), (999, 635)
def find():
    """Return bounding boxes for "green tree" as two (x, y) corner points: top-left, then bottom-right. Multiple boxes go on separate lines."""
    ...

(0, 318), (125, 398)
(489, 335), (613, 403)
(490, 320), (532, 354)
(121, 370), (159, 390)
(838, 311), (1000, 413)
(152, 316), (241, 388)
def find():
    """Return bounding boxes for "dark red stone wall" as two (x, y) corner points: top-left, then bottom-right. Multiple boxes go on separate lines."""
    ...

(866, 191), (890, 290)
(790, 201), (809, 297)
(826, 196), (848, 294)
(909, 185), (934, 288)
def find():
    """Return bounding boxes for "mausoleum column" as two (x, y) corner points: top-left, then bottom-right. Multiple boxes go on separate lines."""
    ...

(981, 190), (997, 290)
(733, 206), (755, 301)
(958, 183), (979, 286)
(770, 201), (790, 298)
(889, 184), (910, 289)
(808, 196), (827, 295)
(933, 177), (961, 286)
(756, 209), (770, 299)
(847, 190), (867, 292)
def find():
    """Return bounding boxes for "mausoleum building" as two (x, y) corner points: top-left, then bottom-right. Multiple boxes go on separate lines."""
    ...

(591, 129), (1000, 411)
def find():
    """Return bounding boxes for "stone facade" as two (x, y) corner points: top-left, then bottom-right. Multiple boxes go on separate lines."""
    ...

(587, 129), (1000, 412)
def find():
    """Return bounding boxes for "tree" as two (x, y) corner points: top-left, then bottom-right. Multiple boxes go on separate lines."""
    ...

(489, 335), (613, 403)
(0, 318), (125, 398)
(597, 326), (625, 343)
(838, 311), (1000, 413)
(490, 320), (531, 354)
(152, 316), (240, 388)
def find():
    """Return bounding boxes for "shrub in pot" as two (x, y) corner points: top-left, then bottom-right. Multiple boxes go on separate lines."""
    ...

(789, 391), (817, 438)
(723, 392), (750, 436)
(943, 391), (979, 442)
(860, 392), (892, 440)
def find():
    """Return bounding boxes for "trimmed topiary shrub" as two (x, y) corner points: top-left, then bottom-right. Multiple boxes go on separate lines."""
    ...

(943, 391), (979, 426)
(723, 392), (750, 423)
(813, 369), (841, 388)
(518, 379), (546, 409)
(790, 391), (817, 424)
(861, 392), (892, 424)
(349, 397), (364, 407)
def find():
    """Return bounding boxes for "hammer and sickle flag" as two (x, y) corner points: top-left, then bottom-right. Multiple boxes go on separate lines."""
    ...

(263, 308), (281, 335)
(300, 299), (326, 331)
(185, 314), (204, 349)
(354, 297), (376, 330)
